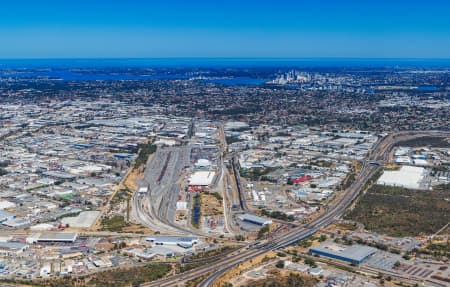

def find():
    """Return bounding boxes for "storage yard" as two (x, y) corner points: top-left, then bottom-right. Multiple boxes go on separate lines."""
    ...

(0, 99), (447, 286)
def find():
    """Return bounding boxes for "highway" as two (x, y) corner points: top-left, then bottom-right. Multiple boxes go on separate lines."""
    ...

(141, 131), (449, 287)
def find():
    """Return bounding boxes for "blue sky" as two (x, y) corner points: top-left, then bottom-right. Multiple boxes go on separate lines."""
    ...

(1, 0), (449, 58)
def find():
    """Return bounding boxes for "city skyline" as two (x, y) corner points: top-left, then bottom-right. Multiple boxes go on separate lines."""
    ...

(0, 2), (449, 287)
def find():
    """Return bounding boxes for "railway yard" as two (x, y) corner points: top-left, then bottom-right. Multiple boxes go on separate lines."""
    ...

(0, 101), (448, 287)
(132, 147), (192, 234)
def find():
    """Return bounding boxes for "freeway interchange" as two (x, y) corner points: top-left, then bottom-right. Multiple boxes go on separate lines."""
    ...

(141, 131), (448, 287)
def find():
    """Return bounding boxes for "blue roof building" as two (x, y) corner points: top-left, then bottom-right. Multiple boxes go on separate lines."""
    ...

(310, 243), (377, 264)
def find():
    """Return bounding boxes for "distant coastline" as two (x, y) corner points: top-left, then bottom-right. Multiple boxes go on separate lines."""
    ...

(1, 58), (450, 69)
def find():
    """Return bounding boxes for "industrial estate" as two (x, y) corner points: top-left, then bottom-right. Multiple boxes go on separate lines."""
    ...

(0, 64), (448, 287)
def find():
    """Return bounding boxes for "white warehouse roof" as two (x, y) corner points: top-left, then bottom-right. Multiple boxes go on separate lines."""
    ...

(377, 165), (425, 190)
(195, 159), (211, 167)
(0, 200), (15, 210)
(188, 171), (215, 186)
(27, 232), (78, 243)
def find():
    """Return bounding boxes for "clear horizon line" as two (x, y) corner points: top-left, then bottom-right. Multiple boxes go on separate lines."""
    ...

(1, 57), (450, 61)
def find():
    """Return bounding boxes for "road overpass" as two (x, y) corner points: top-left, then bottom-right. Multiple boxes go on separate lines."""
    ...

(142, 131), (449, 287)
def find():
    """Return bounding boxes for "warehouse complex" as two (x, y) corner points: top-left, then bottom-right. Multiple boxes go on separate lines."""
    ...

(310, 243), (378, 264)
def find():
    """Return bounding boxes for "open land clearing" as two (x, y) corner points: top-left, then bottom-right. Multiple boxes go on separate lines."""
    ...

(201, 192), (224, 216)
(345, 184), (450, 237)
(240, 269), (317, 287)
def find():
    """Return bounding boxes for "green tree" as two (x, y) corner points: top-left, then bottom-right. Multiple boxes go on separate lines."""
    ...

(275, 260), (285, 268)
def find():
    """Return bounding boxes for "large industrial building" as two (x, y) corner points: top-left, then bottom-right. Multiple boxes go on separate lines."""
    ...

(238, 213), (273, 226)
(309, 243), (377, 264)
(188, 171), (216, 192)
(0, 242), (29, 256)
(377, 165), (425, 189)
(26, 233), (78, 244)
(145, 236), (199, 248)
(188, 171), (215, 186)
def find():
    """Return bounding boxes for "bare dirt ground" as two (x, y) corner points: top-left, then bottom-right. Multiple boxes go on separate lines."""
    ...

(123, 167), (143, 191)
(201, 192), (223, 216)
(121, 224), (154, 234)
(95, 154), (154, 233)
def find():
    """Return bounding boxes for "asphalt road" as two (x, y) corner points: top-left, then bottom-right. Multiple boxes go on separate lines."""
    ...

(142, 131), (449, 287)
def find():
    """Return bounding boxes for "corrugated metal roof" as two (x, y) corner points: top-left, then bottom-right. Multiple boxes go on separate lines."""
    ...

(310, 243), (377, 262)
(238, 213), (272, 225)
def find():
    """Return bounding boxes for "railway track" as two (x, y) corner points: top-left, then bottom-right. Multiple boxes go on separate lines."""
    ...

(142, 131), (449, 287)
